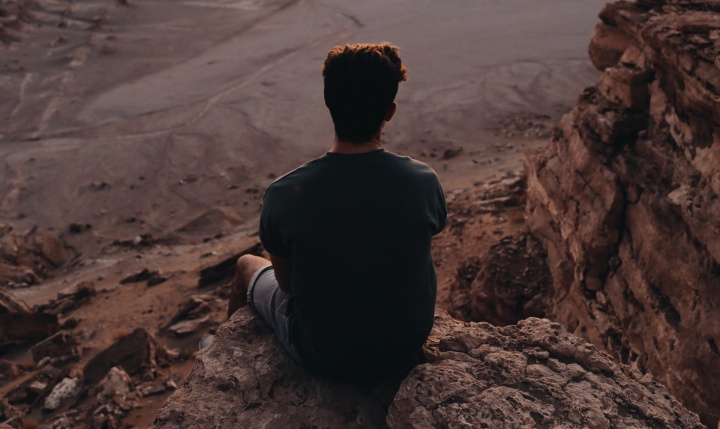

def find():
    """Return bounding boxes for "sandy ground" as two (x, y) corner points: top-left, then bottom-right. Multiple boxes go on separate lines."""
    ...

(0, 0), (608, 426)
(1, 0), (606, 249)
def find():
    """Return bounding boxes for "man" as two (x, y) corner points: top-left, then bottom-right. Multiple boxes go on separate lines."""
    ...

(228, 43), (447, 383)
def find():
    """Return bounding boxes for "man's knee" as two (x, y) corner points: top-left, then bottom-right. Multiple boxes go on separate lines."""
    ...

(235, 254), (271, 286)
(235, 254), (255, 273)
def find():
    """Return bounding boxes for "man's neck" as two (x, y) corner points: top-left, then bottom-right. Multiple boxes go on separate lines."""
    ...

(330, 135), (382, 154)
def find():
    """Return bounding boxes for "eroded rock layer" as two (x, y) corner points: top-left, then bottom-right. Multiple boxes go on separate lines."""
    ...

(152, 308), (703, 428)
(525, 0), (720, 425)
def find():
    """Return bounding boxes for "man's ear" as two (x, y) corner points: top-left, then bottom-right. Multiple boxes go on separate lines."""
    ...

(384, 102), (397, 122)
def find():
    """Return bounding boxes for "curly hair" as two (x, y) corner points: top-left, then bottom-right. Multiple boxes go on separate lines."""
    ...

(323, 43), (408, 143)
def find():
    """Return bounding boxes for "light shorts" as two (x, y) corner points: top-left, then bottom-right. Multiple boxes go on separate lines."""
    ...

(247, 266), (306, 366)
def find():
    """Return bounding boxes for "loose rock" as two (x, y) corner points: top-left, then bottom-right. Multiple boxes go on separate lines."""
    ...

(196, 242), (262, 287)
(30, 330), (82, 364)
(83, 328), (173, 386)
(95, 367), (132, 402)
(164, 294), (225, 336)
(43, 377), (81, 411)
(0, 289), (60, 348)
(0, 225), (73, 288)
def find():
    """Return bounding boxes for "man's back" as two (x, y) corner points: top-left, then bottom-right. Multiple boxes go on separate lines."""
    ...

(226, 43), (448, 383)
(260, 149), (446, 380)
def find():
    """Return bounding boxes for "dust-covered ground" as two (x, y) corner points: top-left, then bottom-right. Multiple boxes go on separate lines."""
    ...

(0, 0), (607, 426)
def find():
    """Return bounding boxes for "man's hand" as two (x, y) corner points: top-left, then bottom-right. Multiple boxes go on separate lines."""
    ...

(270, 254), (293, 292)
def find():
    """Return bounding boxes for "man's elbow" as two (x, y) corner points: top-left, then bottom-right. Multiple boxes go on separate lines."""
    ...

(270, 254), (293, 293)
(277, 279), (292, 293)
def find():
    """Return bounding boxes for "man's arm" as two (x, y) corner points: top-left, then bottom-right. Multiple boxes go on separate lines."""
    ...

(432, 175), (448, 235)
(270, 254), (293, 292)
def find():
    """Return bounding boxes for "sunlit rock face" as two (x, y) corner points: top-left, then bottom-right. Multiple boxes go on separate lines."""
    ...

(525, 0), (720, 425)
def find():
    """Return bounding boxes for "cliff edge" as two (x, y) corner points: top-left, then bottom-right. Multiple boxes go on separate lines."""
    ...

(525, 0), (720, 425)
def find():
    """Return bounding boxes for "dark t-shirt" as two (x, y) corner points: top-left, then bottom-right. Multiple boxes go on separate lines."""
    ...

(260, 149), (447, 381)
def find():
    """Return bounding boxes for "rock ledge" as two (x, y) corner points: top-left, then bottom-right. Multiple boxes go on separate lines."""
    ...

(152, 308), (703, 428)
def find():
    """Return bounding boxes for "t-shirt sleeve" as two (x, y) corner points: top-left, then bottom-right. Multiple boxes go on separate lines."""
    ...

(259, 186), (292, 257)
(431, 175), (448, 236)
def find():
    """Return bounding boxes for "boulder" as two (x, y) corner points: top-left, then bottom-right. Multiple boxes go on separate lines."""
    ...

(0, 288), (60, 348)
(0, 311), (60, 348)
(43, 377), (81, 411)
(388, 311), (704, 428)
(88, 367), (139, 429)
(152, 308), (703, 428)
(95, 367), (133, 401)
(164, 294), (225, 336)
(0, 225), (73, 288)
(525, 1), (720, 425)
(0, 359), (23, 383)
(35, 281), (97, 316)
(30, 330), (82, 364)
(83, 328), (173, 386)
(151, 306), (401, 429)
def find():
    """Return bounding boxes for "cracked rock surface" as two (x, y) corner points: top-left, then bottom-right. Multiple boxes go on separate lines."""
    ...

(152, 308), (703, 429)
(388, 311), (703, 429)
(151, 306), (402, 429)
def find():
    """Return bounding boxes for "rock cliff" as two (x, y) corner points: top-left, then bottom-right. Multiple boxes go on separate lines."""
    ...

(152, 308), (703, 428)
(525, 0), (720, 425)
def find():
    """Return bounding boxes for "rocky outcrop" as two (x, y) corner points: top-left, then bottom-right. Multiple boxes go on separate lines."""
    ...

(389, 311), (703, 428)
(83, 327), (174, 386)
(449, 231), (551, 326)
(152, 308), (703, 428)
(30, 330), (82, 364)
(0, 225), (73, 289)
(0, 288), (60, 348)
(525, 1), (720, 425)
(0, 280), (93, 350)
(151, 307), (401, 429)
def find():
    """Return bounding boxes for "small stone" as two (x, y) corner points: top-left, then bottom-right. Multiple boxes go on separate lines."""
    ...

(96, 367), (132, 401)
(44, 377), (80, 411)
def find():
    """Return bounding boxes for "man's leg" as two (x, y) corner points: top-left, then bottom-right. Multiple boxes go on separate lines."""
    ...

(228, 254), (271, 318)
(228, 254), (306, 366)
